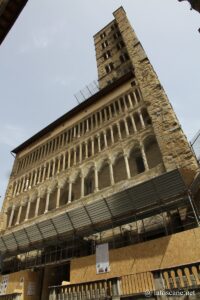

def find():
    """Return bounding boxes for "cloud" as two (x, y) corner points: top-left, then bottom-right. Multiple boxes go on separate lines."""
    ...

(0, 124), (26, 148)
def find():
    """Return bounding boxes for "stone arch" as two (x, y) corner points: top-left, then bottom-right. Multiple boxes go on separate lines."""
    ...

(144, 135), (163, 169)
(113, 152), (127, 183)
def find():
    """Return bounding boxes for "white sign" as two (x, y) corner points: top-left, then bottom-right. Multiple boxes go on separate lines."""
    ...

(96, 243), (110, 274)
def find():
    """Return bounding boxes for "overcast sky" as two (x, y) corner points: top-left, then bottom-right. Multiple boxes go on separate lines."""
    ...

(0, 0), (199, 204)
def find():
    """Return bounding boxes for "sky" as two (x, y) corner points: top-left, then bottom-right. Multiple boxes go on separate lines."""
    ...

(0, 0), (199, 205)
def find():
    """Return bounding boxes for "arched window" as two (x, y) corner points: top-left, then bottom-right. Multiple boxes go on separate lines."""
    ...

(73, 175), (81, 201)
(85, 169), (95, 196)
(60, 183), (69, 206)
(144, 136), (162, 169)
(129, 147), (145, 176)
(49, 190), (57, 211)
(141, 108), (151, 126)
(113, 154), (127, 183)
(119, 120), (126, 139)
(99, 161), (111, 189)
(133, 112), (142, 131)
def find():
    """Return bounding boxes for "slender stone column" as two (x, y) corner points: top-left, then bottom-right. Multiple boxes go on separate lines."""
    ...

(25, 200), (31, 221)
(123, 96), (128, 111)
(35, 196), (40, 217)
(140, 143), (149, 171)
(16, 179), (22, 195)
(109, 160), (115, 185)
(37, 167), (42, 184)
(56, 185), (61, 208)
(118, 99), (123, 113)
(25, 178), (29, 191)
(110, 126), (114, 144)
(8, 205), (15, 227)
(103, 131), (108, 147)
(81, 174), (84, 197)
(91, 138), (94, 156)
(131, 115), (137, 132)
(128, 94), (133, 108)
(117, 123), (122, 140)
(29, 171), (34, 187)
(139, 110), (145, 128)
(57, 156), (61, 173)
(124, 154), (131, 179)
(13, 181), (18, 196)
(94, 167), (99, 192)
(99, 111), (103, 124)
(86, 119), (89, 132)
(95, 113), (98, 126)
(97, 134), (101, 152)
(133, 91), (138, 105)
(108, 105), (112, 119)
(74, 150), (77, 165)
(52, 159), (56, 176)
(103, 108), (108, 121)
(85, 142), (88, 159)
(73, 126), (76, 138)
(42, 165), (46, 182)
(124, 119), (130, 136)
(78, 123), (81, 137)
(68, 181), (72, 204)
(62, 153), (66, 171)
(113, 102), (117, 115)
(16, 204), (22, 225)
(68, 151), (71, 168)
(61, 133), (65, 147)
(79, 144), (82, 163)
(33, 170), (38, 186)
(44, 189), (51, 213)
(21, 176), (26, 192)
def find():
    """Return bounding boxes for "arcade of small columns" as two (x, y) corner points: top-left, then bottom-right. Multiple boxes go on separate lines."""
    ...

(16, 86), (142, 174)
(7, 133), (163, 228)
(12, 106), (151, 199)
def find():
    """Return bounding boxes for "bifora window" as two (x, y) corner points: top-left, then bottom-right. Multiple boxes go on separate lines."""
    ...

(102, 40), (109, 49)
(103, 50), (111, 60)
(105, 63), (114, 74)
